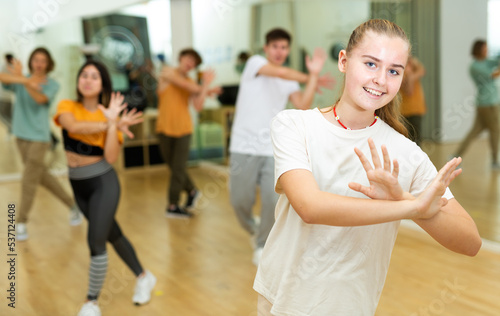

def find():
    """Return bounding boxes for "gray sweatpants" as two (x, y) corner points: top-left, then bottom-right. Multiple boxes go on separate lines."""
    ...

(229, 153), (278, 248)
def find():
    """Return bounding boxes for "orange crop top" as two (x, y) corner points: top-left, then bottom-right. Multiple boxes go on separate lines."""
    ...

(54, 99), (123, 156)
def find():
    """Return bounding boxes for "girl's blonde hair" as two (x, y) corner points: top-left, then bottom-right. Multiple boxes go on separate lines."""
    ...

(340, 19), (411, 136)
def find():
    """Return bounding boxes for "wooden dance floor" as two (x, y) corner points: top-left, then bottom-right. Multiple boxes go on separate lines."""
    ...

(0, 136), (500, 315)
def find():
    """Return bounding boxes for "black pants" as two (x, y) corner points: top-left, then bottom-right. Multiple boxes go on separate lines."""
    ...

(158, 133), (195, 205)
(70, 165), (143, 276)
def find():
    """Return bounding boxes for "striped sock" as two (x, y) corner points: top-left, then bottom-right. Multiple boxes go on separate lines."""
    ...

(87, 253), (108, 300)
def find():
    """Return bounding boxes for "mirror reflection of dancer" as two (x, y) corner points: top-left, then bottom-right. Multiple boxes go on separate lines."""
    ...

(0, 47), (81, 241)
(156, 48), (220, 218)
(229, 28), (335, 266)
(254, 20), (481, 315)
(54, 61), (155, 316)
(453, 39), (500, 170)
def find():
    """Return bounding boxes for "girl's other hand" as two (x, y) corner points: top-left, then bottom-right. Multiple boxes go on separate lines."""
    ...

(348, 138), (404, 200)
(118, 108), (144, 138)
(412, 157), (462, 220)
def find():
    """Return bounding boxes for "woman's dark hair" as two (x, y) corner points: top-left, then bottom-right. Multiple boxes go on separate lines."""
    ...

(28, 47), (55, 73)
(265, 28), (292, 45)
(76, 60), (112, 107)
(471, 40), (486, 58)
(179, 48), (202, 67)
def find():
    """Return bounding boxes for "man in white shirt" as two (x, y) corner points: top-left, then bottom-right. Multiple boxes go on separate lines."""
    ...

(229, 28), (334, 265)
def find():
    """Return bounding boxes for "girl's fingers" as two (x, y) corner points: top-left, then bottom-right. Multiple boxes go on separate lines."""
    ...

(392, 159), (399, 178)
(354, 147), (373, 172)
(434, 158), (461, 190)
(118, 103), (128, 113)
(368, 138), (382, 169)
(381, 145), (391, 171)
(348, 182), (368, 195)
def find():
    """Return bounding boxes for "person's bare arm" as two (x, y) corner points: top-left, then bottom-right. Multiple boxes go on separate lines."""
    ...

(257, 63), (309, 83)
(348, 139), (481, 256)
(158, 66), (202, 94)
(281, 151), (479, 257)
(288, 48), (335, 109)
(414, 199), (481, 256)
(191, 69), (216, 112)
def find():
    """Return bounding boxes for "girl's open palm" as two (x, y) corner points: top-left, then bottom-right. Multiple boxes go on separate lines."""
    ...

(413, 157), (462, 219)
(348, 138), (404, 200)
(98, 92), (128, 121)
(118, 108), (144, 138)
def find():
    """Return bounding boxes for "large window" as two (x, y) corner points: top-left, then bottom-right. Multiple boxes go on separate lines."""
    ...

(488, 0), (500, 56)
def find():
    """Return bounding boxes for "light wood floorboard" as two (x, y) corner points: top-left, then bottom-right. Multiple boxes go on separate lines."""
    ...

(0, 161), (499, 315)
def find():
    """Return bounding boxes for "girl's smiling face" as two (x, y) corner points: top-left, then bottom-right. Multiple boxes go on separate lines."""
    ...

(338, 31), (409, 113)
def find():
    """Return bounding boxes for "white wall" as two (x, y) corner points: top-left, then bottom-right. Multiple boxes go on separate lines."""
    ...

(440, 0), (489, 142)
(192, 0), (252, 86)
(171, 0), (194, 65)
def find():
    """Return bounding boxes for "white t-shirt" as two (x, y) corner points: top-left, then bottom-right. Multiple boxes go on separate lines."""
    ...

(229, 55), (301, 156)
(253, 108), (453, 316)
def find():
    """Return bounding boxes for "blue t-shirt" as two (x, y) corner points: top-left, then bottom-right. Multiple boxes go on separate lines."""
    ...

(469, 57), (500, 106)
(2, 76), (59, 142)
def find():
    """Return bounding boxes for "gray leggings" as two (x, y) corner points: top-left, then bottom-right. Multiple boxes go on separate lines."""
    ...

(229, 153), (278, 248)
(70, 161), (143, 277)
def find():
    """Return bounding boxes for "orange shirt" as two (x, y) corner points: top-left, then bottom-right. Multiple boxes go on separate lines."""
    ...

(156, 81), (193, 137)
(54, 99), (123, 150)
(400, 81), (427, 117)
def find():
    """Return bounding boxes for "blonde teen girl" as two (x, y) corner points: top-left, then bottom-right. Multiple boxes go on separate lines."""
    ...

(254, 19), (481, 316)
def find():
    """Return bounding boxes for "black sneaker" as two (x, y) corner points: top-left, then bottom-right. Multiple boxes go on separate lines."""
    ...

(165, 206), (193, 219)
(185, 189), (202, 210)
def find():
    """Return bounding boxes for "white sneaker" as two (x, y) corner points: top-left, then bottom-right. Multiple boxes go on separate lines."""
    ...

(253, 247), (264, 266)
(69, 205), (83, 226)
(77, 301), (101, 316)
(16, 223), (28, 241)
(132, 270), (156, 305)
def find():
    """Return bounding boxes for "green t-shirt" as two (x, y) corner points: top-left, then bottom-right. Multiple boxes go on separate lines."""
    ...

(469, 57), (500, 106)
(2, 76), (59, 142)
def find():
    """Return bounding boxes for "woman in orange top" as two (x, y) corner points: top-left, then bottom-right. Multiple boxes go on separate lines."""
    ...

(54, 60), (155, 316)
(156, 48), (220, 218)
(400, 56), (426, 145)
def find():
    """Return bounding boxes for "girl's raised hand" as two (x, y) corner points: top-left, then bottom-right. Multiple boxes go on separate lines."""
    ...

(98, 92), (128, 122)
(118, 108), (144, 139)
(412, 157), (462, 220)
(348, 138), (404, 200)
